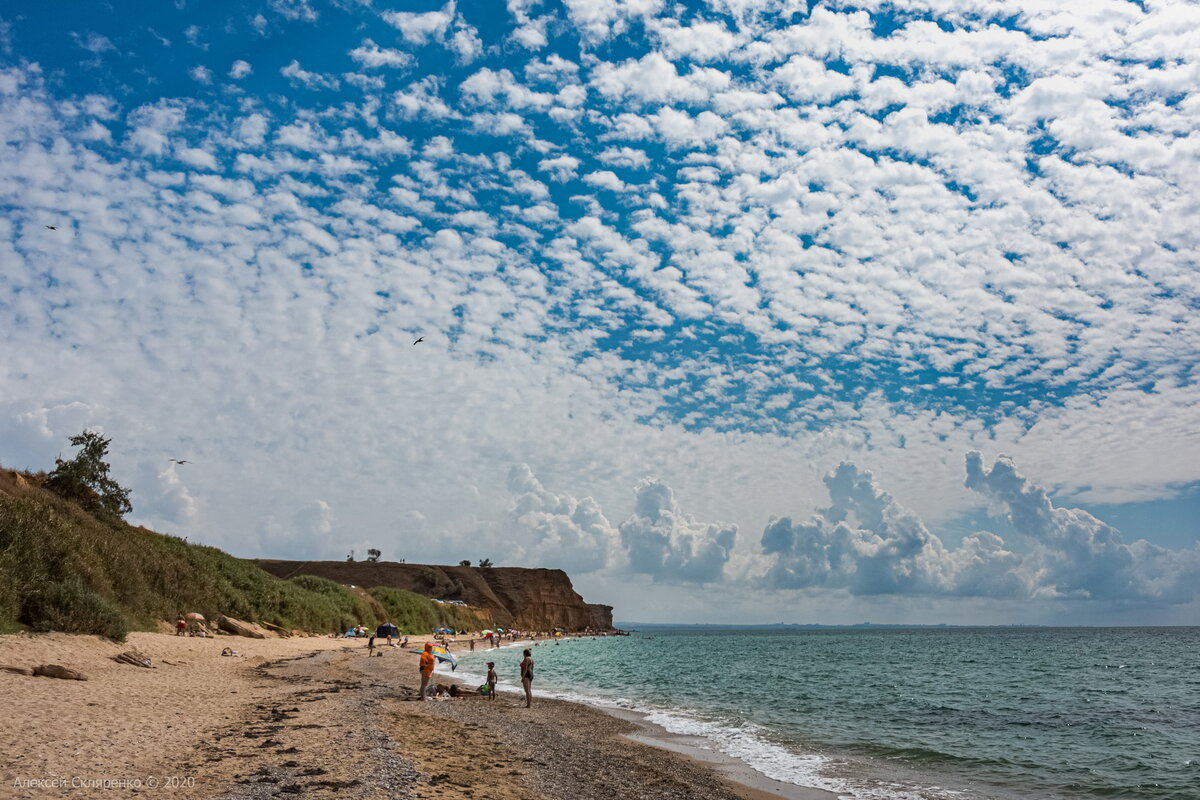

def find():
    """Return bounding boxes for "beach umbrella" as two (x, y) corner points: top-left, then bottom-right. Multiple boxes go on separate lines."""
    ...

(185, 612), (205, 620)
(481, 629), (493, 635)
(430, 644), (457, 670)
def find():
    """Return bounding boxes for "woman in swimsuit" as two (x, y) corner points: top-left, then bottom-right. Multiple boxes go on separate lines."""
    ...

(519, 649), (534, 708)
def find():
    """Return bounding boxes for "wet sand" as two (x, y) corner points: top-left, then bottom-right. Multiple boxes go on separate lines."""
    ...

(0, 632), (841, 799)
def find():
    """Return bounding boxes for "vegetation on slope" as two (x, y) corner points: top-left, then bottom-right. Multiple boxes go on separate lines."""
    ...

(368, 587), (488, 633)
(0, 468), (489, 640)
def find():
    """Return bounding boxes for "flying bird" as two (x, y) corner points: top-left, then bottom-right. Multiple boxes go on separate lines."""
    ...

(413, 337), (424, 345)
(45, 225), (57, 230)
(169, 459), (190, 465)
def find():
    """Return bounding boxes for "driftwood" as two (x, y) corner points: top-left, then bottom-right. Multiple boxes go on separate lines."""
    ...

(216, 615), (267, 639)
(1, 664), (33, 676)
(32, 664), (87, 681)
(113, 650), (155, 669)
(258, 621), (292, 637)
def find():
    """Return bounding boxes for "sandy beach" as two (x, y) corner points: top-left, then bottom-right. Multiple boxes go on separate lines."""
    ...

(0, 632), (839, 800)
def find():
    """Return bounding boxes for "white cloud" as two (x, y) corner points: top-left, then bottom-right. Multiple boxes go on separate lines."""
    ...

(349, 39), (413, 69)
(562, 0), (663, 44)
(537, 154), (580, 182)
(177, 147), (218, 170)
(382, 3), (455, 44)
(237, 112), (269, 146)
(449, 19), (484, 64)
(189, 65), (213, 85)
(228, 60), (252, 79)
(583, 170), (626, 192)
(269, 0), (318, 23)
(280, 60), (340, 90)
(125, 101), (186, 156)
(619, 479), (737, 583)
(596, 146), (651, 169)
(591, 53), (724, 106)
(762, 455), (1200, 605)
(505, 464), (618, 573)
(964, 453), (1200, 603)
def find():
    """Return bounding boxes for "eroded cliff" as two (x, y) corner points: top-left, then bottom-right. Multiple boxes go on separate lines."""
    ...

(256, 560), (614, 632)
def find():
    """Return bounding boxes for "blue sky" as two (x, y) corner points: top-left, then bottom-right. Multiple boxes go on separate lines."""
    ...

(1, 0), (1198, 625)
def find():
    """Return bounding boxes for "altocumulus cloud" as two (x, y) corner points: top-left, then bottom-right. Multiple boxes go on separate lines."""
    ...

(763, 454), (1200, 605)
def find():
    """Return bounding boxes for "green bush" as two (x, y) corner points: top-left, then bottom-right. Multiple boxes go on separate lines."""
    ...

(21, 577), (129, 641)
(0, 475), (391, 639)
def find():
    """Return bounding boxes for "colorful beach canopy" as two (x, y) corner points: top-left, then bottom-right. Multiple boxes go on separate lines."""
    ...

(430, 645), (457, 670)
(433, 627), (454, 633)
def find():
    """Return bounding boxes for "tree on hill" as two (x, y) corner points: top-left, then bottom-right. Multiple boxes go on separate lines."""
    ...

(459, 559), (471, 567)
(45, 430), (132, 520)
(366, 548), (381, 562)
(478, 558), (493, 568)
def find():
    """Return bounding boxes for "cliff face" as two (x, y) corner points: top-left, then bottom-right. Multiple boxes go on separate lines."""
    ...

(256, 560), (614, 632)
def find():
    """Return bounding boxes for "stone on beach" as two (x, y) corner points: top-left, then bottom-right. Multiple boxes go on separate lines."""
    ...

(32, 663), (87, 680)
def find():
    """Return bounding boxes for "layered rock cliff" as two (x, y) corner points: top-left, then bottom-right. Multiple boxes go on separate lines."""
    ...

(255, 560), (614, 632)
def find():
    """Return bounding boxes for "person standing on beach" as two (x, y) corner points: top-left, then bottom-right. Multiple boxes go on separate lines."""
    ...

(175, 617), (186, 636)
(486, 662), (497, 702)
(519, 649), (534, 708)
(419, 643), (436, 701)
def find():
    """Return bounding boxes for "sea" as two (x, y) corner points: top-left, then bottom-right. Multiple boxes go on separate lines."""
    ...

(448, 627), (1200, 800)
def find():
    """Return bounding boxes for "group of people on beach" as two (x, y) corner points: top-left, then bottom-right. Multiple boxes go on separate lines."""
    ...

(418, 642), (535, 708)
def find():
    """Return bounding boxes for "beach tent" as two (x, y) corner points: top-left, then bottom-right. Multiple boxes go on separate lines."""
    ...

(375, 623), (399, 639)
(433, 627), (454, 633)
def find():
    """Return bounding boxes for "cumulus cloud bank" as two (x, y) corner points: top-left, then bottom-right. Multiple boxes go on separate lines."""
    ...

(619, 478), (737, 583)
(763, 455), (1199, 605)
(505, 464), (618, 574)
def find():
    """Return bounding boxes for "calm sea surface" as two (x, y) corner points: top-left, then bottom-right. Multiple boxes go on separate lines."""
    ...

(452, 627), (1200, 800)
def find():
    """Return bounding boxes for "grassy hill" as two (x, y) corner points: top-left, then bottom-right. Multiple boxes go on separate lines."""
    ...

(0, 468), (486, 640)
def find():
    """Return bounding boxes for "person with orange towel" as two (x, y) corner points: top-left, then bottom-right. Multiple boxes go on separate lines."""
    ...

(419, 642), (436, 701)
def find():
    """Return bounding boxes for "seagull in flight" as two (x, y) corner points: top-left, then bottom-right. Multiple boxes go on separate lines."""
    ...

(169, 458), (190, 465)
(45, 225), (58, 230)
(413, 337), (424, 345)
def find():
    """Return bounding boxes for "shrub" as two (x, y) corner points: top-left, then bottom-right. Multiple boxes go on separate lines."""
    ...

(22, 578), (129, 641)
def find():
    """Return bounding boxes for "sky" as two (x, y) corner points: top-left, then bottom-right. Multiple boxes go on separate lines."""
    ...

(1, 0), (1198, 626)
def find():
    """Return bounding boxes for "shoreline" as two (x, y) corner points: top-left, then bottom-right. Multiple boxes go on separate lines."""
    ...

(0, 630), (846, 799)
(448, 641), (843, 800)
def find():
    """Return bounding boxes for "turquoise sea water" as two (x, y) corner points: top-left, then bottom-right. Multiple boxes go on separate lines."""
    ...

(451, 628), (1200, 800)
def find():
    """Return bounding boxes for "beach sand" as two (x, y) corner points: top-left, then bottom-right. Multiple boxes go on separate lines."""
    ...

(0, 632), (840, 800)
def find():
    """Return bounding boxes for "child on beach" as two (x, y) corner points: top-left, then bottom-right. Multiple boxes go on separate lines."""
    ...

(485, 662), (497, 702)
